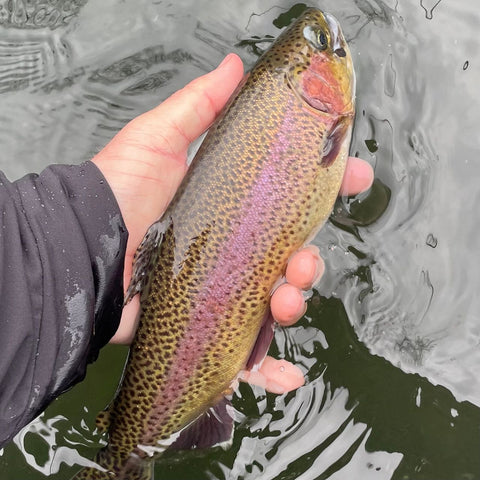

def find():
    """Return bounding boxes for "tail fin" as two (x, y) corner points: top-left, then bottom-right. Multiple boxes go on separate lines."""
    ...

(70, 453), (153, 480)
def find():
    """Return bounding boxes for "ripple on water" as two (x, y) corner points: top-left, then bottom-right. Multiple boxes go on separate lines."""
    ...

(1, 1), (480, 479)
(13, 413), (103, 476)
(0, 38), (62, 94)
(0, 0), (86, 30)
(335, 0), (480, 409)
(222, 382), (402, 480)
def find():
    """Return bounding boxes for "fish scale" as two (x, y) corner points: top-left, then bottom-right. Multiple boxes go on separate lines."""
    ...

(73, 7), (355, 479)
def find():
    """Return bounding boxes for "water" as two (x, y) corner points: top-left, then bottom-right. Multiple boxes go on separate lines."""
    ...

(0, 0), (479, 479)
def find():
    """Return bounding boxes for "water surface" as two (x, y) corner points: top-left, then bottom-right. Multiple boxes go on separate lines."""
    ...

(0, 1), (479, 479)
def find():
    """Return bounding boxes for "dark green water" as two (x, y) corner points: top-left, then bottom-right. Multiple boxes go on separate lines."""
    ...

(0, 0), (479, 479)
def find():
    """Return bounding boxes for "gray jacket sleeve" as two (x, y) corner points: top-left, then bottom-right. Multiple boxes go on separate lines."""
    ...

(0, 161), (128, 448)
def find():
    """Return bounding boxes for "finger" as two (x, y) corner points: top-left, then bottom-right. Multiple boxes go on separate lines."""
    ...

(339, 156), (374, 196)
(240, 356), (305, 394)
(95, 54), (244, 249)
(110, 294), (140, 345)
(271, 283), (306, 326)
(285, 245), (324, 290)
(141, 53), (244, 158)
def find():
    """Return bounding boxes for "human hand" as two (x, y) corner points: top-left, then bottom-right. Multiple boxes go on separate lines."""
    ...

(92, 53), (373, 393)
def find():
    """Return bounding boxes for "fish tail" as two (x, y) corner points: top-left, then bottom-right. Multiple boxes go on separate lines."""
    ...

(71, 466), (153, 480)
(70, 450), (153, 480)
(70, 466), (114, 480)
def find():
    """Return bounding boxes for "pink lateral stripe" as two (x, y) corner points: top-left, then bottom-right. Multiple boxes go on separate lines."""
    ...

(145, 97), (298, 438)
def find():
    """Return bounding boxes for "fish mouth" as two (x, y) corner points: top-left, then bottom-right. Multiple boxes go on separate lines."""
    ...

(324, 13), (347, 58)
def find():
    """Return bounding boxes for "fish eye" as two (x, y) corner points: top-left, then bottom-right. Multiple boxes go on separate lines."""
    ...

(303, 26), (328, 51)
(317, 31), (328, 48)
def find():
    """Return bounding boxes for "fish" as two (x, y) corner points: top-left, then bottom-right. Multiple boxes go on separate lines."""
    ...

(73, 7), (355, 480)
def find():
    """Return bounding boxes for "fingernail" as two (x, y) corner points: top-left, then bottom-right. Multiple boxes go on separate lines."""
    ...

(301, 301), (308, 317)
(284, 290), (305, 326)
(217, 53), (234, 69)
(294, 289), (306, 314)
(339, 157), (374, 196)
(301, 246), (324, 287)
(266, 380), (287, 395)
(312, 255), (325, 286)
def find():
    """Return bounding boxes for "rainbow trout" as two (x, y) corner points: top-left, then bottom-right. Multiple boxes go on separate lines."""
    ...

(74, 8), (355, 479)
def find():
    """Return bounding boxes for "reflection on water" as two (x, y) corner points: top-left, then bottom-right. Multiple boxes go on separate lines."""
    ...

(339, 0), (480, 409)
(419, 0), (444, 19)
(0, 0), (479, 479)
(12, 414), (102, 476)
(0, 0), (87, 30)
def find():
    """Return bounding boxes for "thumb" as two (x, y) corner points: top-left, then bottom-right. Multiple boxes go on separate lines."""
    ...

(134, 53), (245, 158)
(93, 53), (244, 244)
(100, 54), (244, 345)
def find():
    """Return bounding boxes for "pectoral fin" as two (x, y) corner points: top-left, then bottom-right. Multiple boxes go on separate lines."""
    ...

(125, 216), (171, 304)
(321, 115), (351, 168)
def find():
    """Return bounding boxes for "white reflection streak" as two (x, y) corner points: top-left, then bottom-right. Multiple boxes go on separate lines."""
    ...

(222, 379), (402, 480)
(294, 420), (368, 480)
(254, 384), (362, 480)
(327, 432), (403, 480)
(13, 414), (100, 475)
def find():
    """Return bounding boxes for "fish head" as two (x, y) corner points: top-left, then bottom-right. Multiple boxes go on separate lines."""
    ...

(266, 8), (355, 117)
